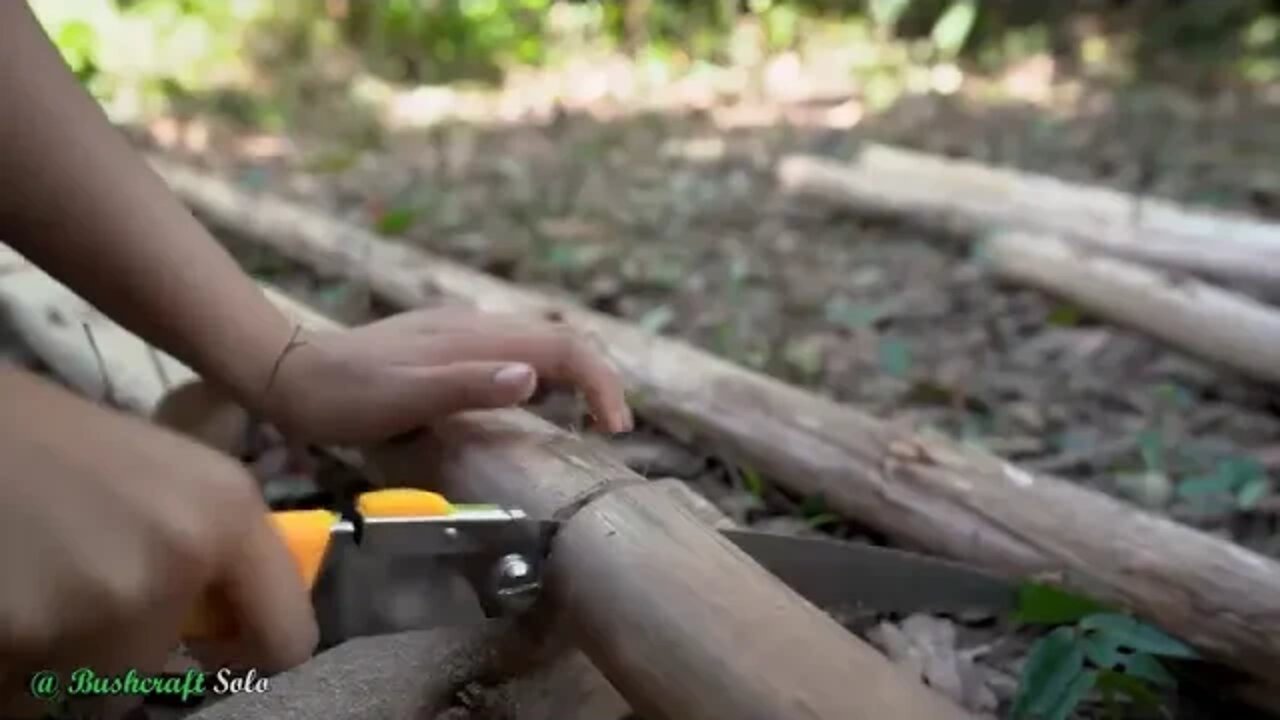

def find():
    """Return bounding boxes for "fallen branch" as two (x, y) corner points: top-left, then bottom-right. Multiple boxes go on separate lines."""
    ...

(144, 156), (1280, 689)
(0, 245), (966, 720)
(776, 145), (1280, 289)
(980, 232), (1280, 387)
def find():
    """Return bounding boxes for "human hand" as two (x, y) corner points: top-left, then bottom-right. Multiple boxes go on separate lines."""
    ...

(0, 367), (317, 717)
(259, 307), (634, 445)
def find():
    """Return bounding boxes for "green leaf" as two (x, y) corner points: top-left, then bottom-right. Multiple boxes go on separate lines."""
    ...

(1122, 653), (1177, 689)
(1096, 669), (1163, 714)
(1080, 630), (1123, 670)
(1047, 304), (1082, 327)
(868, 0), (912, 28)
(877, 337), (912, 378)
(375, 207), (418, 236)
(1175, 472), (1237, 499)
(1079, 614), (1198, 659)
(1044, 669), (1098, 720)
(1015, 582), (1108, 625)
(1237, 476), (1271, 510)
(805, 512), (841, 529)
(1136, 429), (1165, 473)
(544, 245), (576, 268)
(740, 466), (765, 498)
(1224, 455), (1266, 485)
(930, 0), (978, 58)
(1010, 626), (1087, 719)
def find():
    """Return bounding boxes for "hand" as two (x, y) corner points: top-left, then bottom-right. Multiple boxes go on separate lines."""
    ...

(0, 367), (317, 717)
(260, 307), (634, 445)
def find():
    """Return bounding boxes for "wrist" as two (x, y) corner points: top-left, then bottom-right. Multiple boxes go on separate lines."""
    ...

(188, 300), (301, 420)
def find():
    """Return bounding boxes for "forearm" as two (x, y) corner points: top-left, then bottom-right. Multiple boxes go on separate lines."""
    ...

(0, 2), (292, 410)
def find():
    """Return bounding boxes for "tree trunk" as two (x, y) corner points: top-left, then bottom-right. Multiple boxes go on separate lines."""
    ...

(982, 231), (1280, 386)
(776, 145), (1280, 290)
(141, 157), (1280, 691)
(0, 244), (966, 720)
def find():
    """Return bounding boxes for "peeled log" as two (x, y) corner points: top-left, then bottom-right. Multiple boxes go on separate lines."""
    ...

(776, 145), (1280, 289)
(144, 156), (1280, 689)
(982, 232), (1280, 387)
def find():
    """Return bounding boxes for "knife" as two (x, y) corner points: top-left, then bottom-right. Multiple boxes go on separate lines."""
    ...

(184, 488), (1017, 644)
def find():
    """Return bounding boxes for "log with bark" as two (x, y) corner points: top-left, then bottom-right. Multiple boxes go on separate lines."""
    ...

(143, 156), (1280, 692)
(980, 231), (1280, 387)
(0, 245), (968, 720)
(776, 144), (1280, 290)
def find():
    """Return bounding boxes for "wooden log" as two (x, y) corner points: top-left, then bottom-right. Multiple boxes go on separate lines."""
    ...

(776, 145), (1280, 289)
(366, 413), (969, 720)
(143, 157), (1280, 689)
(0, 245), (965, 719)
(981, 231), (1280, 387)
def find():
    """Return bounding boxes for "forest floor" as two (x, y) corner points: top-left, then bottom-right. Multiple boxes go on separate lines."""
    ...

(15, 46), (1280, 718)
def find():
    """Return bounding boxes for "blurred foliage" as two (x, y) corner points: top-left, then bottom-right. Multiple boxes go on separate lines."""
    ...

(29, 0), (1280, 122)
(339, 0), (554, 83)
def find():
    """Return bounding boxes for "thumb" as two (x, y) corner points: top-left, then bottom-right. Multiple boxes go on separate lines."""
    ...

(401, 362), (539, 418)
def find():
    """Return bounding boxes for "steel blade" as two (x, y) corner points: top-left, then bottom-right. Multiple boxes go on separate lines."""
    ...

(345, 513), (556, 558)
(346, 515), (558, 618)
(719, 529), (1017, 615)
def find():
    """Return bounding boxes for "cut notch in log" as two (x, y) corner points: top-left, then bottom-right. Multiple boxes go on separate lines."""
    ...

(776, 144), (1280, 289)
(0, 245), (968, 720)
(142, 155), (1280, 692)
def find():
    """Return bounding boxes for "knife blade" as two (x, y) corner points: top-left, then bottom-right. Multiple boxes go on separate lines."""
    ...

(719, 528), (1017, 615)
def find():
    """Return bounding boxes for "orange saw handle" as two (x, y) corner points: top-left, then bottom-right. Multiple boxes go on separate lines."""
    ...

(181, 489), (454, 641)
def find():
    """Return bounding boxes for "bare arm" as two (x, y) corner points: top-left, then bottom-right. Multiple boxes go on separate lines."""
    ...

(0, 1), (293, 411)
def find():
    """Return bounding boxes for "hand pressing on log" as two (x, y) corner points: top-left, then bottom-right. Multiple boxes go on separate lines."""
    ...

(261, 308), (634, 445)
(0, 1), (633, 446)
(0, 366), (318, 718)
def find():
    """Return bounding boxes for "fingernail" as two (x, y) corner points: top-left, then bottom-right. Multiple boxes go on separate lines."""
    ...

(494, 363), (534, 388)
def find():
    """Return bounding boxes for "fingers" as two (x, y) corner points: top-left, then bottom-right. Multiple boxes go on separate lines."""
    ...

(386, 361), (538, 424)
(212, 514), (319, 673)
(410, 331), (633, 433)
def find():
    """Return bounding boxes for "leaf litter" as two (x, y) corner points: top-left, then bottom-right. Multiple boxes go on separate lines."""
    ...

(113, 52), (1280, 718)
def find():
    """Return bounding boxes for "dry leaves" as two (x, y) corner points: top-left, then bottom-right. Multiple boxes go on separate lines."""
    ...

(868, 614), (1001, 716)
